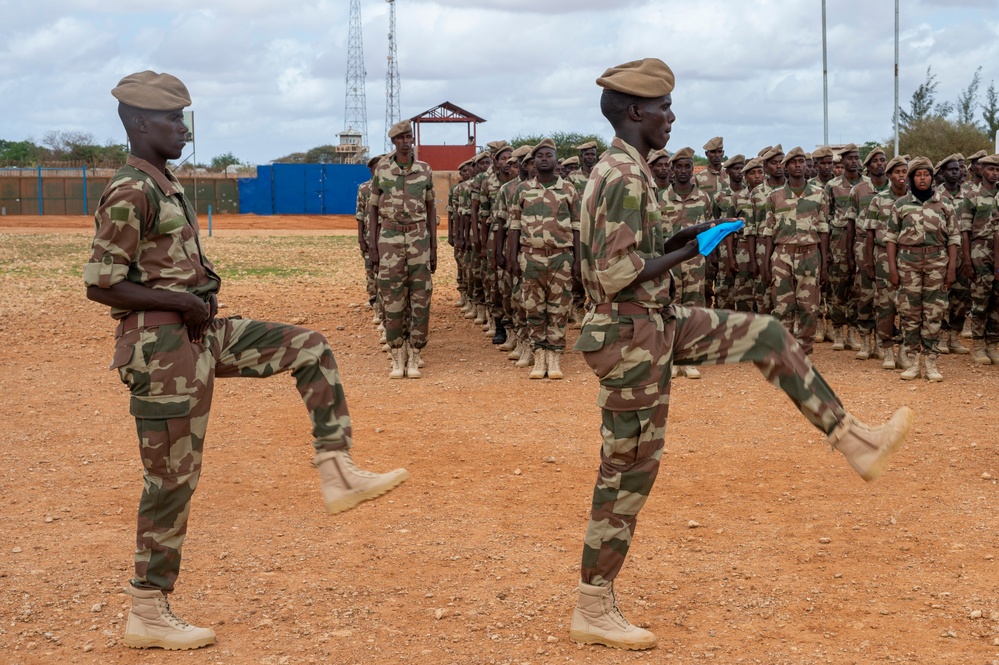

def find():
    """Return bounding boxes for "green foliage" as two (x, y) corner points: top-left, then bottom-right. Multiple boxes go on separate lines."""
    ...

(509, 132), (609, 160)
(0, 132), (126, 167)
(0, 139), (43, 165)
(982, 81), (999, 139)
(890, 116), (992, 163)
(859, 141), (887, 163)
(210, 152), (242, 173)
(956, 67), (982, 126)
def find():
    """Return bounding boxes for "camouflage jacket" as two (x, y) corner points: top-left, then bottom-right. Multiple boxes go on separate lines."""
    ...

(845, 178), (889, 232)
(937, 184), (964, 210)
(568, 169), (591, 194)
(659, 183), (713, 237)
(469, 168), (491, 219)
(824, 173), (866, 228)
(864, 186), (907, 247)
(885, 190), (961, 247)
(762, 181), (830, 245)
(84, 155), (221, 319)
(958, 182), (999, 240)
(356, 179), (372, 230)
(370, 157), (434, 224)
(509, 176), (579, 250)
(456, 179), (474, 218)
(694, 166), (728, 196)
(578, 137), (669, 308)
(749, 182), (775, 235)
(478, 168), (503, 222)
(714, 184), (756, 237)
(493, 177), (526, 232)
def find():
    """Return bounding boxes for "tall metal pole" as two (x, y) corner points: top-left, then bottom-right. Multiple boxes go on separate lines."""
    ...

(894, 0), (900, 157)
(822, 0), (829, 145)
(344, 0), (368, 161)
(384, 0), (401, 153)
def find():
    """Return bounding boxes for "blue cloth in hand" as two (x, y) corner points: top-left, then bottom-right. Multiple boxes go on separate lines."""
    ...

(697, 220), (744, 256)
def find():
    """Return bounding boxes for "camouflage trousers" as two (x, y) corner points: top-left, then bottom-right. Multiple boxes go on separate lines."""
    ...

(770, 244), (821, 355)
(969, 237), (999, 341)
(730, 239), (757, 312)
(670, 253), (706, 307)
(873, 245), (898, 344)
(454, 244), (465, 295)
(484, 229), (504, 318)
(896, 246), (948, 355)
(111, 316), (352, 593)
(377, 223), (433, 350)
(827, 225), (853, 327)
(755, 242), (773, 315)
(510, 272), (528, 344)
(945, 258), (971, 334)
(713, 245), (734, 309)
(575, 305), (846, 586)
(462, 248), (483, 304)
(852, 238), (875, 333)
(519, 247), (574, 351)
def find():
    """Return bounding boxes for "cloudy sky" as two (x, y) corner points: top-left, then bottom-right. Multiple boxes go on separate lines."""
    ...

(2, 0), (997, 166)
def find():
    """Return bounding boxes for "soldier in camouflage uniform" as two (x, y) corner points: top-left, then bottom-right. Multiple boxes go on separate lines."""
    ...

(661, 147), (712, 307)
(964, 150), (988, 196)
(508, 139), (580, 379)
(845, 147), (890, 360)
(569, 58), (911, 652)
(960, 153), (999, 364)
(863, 156), (909, 369)
(715, 155), (758, 312)
(760, 147), (829, 354)
(448, 160), (474, 309)
(936, 154), (972, 355)
(469, 142), (509, 332)
(824, 144), (864, 351)
(568, 141), (600, 325)
(494, 146), (533, 360)
(809, 146), (837, 342)
(750, 147), (785, 315)
(356, 154), (384, 327)
(458, 156), (484, 320)
(479, 145), (514, 342)
(84, 71), (408, 651)
(886, 156), (961, 381)
(369, 119), (437, 379)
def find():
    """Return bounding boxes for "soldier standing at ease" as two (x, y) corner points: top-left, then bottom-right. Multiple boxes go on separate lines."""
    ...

(369, 119), (437, 379)
(825, 144), (864, 351)
(936, 154), (972, 355)
(85, 71), (408, 651)
(750, 146), (784, 315)
(508, 139), (581, 380)
(960, 153), (999, 364)
(662, 147), (713, 308)
(809, 146), (836, 342)
(694, 136), (728, 193)
(493, 146), (532, 358)
(715, 155), (757, 312)
(356, 154), (384, 327)
(964, 150), (988, 196)
(887, 156), (961, 381)
(480, 144), (514, 342)
(568, 141), (599, 325)
(760, 147), (829, 354)
(449, 160), (474, 309)
(570, 58), (912, 651)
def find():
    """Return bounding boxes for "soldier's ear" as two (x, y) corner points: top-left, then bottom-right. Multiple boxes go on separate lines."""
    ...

(626, 103), (643, 122)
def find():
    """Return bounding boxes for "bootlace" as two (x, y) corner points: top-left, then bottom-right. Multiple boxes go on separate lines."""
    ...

(157, 596), (191, 629)
(336, 451), (379, 478)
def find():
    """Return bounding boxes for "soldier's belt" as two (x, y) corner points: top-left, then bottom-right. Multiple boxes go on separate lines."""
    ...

(381, 220), (426, 231)
(592, 302), (659, 316)
(898, 245), (944, 254)
(776, 243), (818, 253)
(115, 310), (185, 336)
(520, 244), (572, 255)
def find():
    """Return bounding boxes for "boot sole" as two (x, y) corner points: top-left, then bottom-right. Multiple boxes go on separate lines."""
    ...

(324, 470), (410, 515)
(123, 634), (215, 650)
(861, 407), (913, 482)
(569, 629), (656, 650)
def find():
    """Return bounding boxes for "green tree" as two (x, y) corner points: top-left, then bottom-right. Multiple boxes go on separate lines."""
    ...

(889, 116), (991, 164)
(898, 66), (952, 130)
(0, 139), (43, 165)
(210, 152), (241, 174)
(982, 81), (999, 140)
(304, 145), (339, 163)
(509, 132), (609, 160)
(956, 67), (982, 126)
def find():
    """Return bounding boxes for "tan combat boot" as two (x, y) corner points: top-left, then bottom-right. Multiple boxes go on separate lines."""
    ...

(388, 346), (406, 379)
(123, 586), (215, 650)
(683, 365), (701, 379)
(507, 339), (524, 361)
(896, 345), (912, 370)
(529, 348), (548, 379)
(483, 313), (495, 335)
(924, 354), (943, 382)
(569, 582), (656, 650)
(872, 336), (884, 360)
(473, 305), (487, 325)
(454, 293), (466, 307)
(671, 365), (681, 378)
(827, 406), (913, 482)
(881, 345), (896, 370)
(499, 335), (518, 352)
(371, 309), (381, 325)
(405, 343), (422, 379)
(971, 340), (991, 365)
(948, 331), (969, 355)
(315, 449), (409, 514)
(463, 302), (477, 319)
(855, 333), (871, 360)
(831, 326), (845, 351)
(515, 346), (535, 368)
(986, 342), (999, 364)
(846, 327), (862, 351)
(813, 319), (825, 344)
(938, 335), (950, 354)
(546, 349), (564, 380)
(377, 322), (387, 345)
(899, 352), (921, 380)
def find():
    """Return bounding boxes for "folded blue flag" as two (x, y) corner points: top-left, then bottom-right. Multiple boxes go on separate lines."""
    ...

(697, 219), (744, 256)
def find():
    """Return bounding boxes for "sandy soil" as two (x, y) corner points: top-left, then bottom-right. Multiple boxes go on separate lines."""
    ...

(1, 218), (998, 665)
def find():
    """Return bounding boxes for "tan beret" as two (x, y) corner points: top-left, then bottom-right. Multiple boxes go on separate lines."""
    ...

(670, 146), (694, 163)
(723, 154), (745, 169)
(937, 153), (961, 171)
(458, 159), (473, 170)
(647, 148), (671, 165)
(838, 143), (859, 154)
(978, 154), (999, 167)
(112, 70), (191, 110)
(781, 146), (806, 166)
(863, 147), (886, 166)
(493, 144), (513, 158)
(486, 140), (509, 153)
(472, 151), (491, 164)
(366, 154), (384, 169)
(743, 158), (764, 173)
(388, 119), (412, 139)
(763, 144), (785, 162)
(703, 136), (724, 151)
(757, 146), (772, 158)
(832, 154), (842, 163)
(969, 150), (988, 162)
(531, 138), (557, 158)
(908, 156), (933, 176)
(956, 153), (966, 161)
(510, 145), (532, 160)
(576, 141), (597, 151)
(596, 58), (675, 97)
(805, 152), (812, 160)
(885, 155), (908, 173)
(561, 155), (579, 167)
(811, 146), (833, 160)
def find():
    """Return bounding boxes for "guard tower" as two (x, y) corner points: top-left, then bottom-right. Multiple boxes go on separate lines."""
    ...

(335, 128), (366, 164)
(410, 101), (486, 171)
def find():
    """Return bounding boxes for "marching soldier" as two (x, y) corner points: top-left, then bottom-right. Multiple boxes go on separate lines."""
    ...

(824, 144), (864, 351)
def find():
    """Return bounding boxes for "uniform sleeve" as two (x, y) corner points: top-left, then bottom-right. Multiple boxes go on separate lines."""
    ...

(367, 170), (383, 209)
(82, 180), (146, 289)
(355, 186), (367, 224)
(424, 166), (435, 203)
(884, 203), (901, 245)
(569, 186), (581, 232)
(844, 187), (860, 228)
(817, 191), (830, 234)
(944, 201), (962, 246)
(590, 172), (646, 295)
(958, 196), (975, 234)
(761, 192), (775, 238)
(508, 188), (523, 231)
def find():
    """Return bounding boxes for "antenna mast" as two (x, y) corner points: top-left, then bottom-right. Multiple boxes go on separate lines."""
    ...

(384, 0), (401, 152)
(344, 0), (368, 163)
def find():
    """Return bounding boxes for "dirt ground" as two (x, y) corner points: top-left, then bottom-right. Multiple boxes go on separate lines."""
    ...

(1, 216), (998, 665)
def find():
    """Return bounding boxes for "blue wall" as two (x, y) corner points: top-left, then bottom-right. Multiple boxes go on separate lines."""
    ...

(239, 163), (368, 215)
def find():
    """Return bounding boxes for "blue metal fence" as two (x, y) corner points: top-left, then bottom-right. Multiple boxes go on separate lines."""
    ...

(238, 163), (368, 215)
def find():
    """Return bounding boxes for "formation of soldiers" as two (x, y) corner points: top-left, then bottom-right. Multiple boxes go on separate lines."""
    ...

(357, 134), (999, 384)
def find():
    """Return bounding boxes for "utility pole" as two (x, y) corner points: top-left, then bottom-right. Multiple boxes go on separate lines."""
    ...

(344, 0), (368, 162)
(822, 0), (829, 145)
(894, 0), (900, 157)
(384, 0), (401, 153)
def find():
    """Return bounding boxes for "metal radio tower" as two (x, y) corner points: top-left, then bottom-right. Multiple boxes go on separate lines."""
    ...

(384, 0), (401, 152)
(344, 0), (368, 161)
